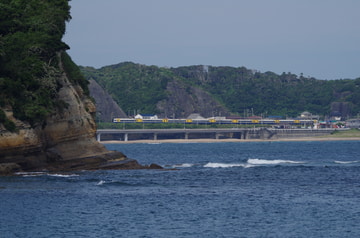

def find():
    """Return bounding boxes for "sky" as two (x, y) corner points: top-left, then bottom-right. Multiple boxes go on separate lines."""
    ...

(63, 0), (360, 80)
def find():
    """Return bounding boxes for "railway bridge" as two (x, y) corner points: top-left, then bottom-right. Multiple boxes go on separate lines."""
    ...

(96, 128), (267, 142)
(95, 128), (337, 142)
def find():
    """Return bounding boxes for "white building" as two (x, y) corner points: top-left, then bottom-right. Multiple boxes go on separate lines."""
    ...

(134, 114), (158, 120)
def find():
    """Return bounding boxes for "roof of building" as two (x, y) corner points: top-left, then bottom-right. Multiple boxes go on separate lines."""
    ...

(187, 113), (205, 120)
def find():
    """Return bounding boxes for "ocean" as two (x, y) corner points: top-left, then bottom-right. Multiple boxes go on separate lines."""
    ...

(1, 141), (360, 237)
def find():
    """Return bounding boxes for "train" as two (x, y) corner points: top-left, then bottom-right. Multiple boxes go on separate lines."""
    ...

(112, 118), (317, 126)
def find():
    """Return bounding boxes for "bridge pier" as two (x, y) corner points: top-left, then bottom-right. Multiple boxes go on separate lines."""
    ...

(240, 131), (248, 139)
(95, 128), (337, 142)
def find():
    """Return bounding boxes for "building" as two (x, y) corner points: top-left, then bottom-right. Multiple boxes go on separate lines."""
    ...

(134, 114), (158, 120)
(346, 119), (360, 128)
(300, 111), (319, 120)
(187, 113), (205, 120)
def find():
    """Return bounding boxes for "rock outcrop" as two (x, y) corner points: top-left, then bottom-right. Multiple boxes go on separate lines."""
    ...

(0, 1), (161, 175)
(88, 79), (127, 122)
(157, 80), (231, 118)
(0, 56), (160, 175)
(80, 63), (232, 119)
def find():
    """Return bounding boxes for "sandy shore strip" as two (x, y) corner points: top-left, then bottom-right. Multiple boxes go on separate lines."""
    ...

(101, 137), (360, 144)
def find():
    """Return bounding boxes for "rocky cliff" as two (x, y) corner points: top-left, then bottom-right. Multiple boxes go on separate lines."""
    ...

(88, 79), (127, 122)
(0, 54), (156, 175)
(157, 79), (231, 118)
(80, 63), (232, 119)
(0, 1), (161, 175)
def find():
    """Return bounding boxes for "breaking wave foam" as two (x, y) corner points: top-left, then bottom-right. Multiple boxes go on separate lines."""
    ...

(15, 172), (79, 177)
(96, 180), (106, 186)
(15, 172), (46, 177)
(47, 174), (79, 178)
(334, 160), (359, 164)
(173, 163), (194, 168)
(204, 159), (304, 168)
(204, 162), (254, 168)
(247, 159), (304, 165)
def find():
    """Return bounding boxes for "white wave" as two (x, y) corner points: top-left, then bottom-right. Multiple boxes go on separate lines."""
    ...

(15, 172), (46, 177)
(173, 163), (194, 168)
(15, 172), (79, 177)
(47, 174), (79, 178)
(247, 158), (304, 165)
(334, 160), (359, 164)
(204, 162), (254, 168)
(96, 180), (106, 186)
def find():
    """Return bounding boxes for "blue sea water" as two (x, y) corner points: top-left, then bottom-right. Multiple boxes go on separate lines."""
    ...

(1, 141), (360, 237)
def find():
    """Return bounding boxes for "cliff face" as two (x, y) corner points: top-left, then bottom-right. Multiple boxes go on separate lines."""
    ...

(0, 56), (150, 175)
(157, 80), (230, 118)
(80, 63), (231, 119)
(0, 1), (162, 175)
(88, 79), (127, 122)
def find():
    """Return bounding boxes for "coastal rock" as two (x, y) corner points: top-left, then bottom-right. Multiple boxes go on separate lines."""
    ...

(148, 163), (163, 169)
(0, 163), (21, 175)
(0, 55), (161, 175)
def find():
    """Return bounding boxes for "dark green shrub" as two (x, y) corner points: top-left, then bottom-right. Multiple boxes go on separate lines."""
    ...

(0, 109), (17, 132)
(61, 52), (89, 95)
(0, 109), (6, 122)
(3, 119), (16, 132)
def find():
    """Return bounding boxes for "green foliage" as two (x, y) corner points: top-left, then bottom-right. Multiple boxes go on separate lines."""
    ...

(173, 67), (335, 117)
(3, 119), (16, 132)
(0, 109), (6, 122)
(82, 62), (360, 119)
(329, 128), (360, 137)
(0, 0), (84, 128)
(61, 52), (89, 95)
(0, 109), (16, 132)
(81, 62), (171, 114)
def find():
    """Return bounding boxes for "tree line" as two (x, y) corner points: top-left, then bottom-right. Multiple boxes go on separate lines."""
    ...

(81, 62), (360, 119)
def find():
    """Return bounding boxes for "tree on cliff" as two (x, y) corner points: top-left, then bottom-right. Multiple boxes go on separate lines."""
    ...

(0, 0), (147, 175)
(0, 0), (87, 128)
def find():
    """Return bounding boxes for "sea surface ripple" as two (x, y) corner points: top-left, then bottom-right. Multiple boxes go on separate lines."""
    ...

(1, 141), (360, 237)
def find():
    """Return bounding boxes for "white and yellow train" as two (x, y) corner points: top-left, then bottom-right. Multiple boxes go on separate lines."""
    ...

(112, 118), (316, 126)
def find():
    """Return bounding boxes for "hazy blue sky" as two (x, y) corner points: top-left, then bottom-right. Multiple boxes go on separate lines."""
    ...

(64, 0), (360, 80)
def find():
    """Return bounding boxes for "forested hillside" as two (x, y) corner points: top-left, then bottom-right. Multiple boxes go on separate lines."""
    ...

(81, 63), (360, 119)
(0, 0), (89, 129)
(81, 63), (231, 119)
(173, 66), (360, 118)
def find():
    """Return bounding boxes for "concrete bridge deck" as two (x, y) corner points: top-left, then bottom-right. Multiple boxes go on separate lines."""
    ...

(96, 128), (338, 142)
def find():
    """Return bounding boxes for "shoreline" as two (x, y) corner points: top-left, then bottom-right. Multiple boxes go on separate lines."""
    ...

(101, 137), (360, 144)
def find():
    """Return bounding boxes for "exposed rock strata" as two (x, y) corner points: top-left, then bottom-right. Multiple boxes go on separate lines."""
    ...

(0, 57), (161, 175)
